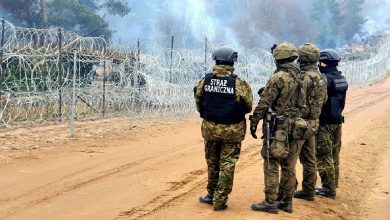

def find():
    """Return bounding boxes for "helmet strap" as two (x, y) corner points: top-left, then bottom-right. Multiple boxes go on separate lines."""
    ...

(216, 60), (234, 66)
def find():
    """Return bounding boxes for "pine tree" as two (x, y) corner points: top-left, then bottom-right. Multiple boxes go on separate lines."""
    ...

(0, 0), (41, 27)
(0, 0), (131, 38)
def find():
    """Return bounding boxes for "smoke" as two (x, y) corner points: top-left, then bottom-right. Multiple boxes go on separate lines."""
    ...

(89, 0), (390, 49)
(105, 0), (243, 49)
(0, 4), (12, 19)
(362, 0), (390, 35)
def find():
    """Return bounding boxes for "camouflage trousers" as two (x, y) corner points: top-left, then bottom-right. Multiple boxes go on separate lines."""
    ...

(204, 140), (241, 206)
(316, 124), (342, 195)
(262, 138), (303, 201)
(298, 135), (317, 196)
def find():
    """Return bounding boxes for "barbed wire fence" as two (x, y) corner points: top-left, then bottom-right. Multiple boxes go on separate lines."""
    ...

(0, 19), (389, 131)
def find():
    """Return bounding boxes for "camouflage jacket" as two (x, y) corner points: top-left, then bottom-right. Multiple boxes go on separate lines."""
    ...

(194, 65), (253, 143)
(301, 64), (328, 120)
(251, 62), (304, 124)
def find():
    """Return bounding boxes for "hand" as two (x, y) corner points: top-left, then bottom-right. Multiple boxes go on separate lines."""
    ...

(250, 125), (257, 139)
(257, 87), (265, 96)
(249, 115), (258, 139)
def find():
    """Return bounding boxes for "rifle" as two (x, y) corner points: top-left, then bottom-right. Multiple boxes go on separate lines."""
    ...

(263, 107), (274, 169)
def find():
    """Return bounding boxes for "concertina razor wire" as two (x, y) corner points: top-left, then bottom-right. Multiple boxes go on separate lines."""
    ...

(0, 19), (389, 128)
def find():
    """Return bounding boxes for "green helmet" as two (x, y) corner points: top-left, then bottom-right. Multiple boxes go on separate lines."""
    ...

(298, 43), (320, 63)
(272, 43), (299, 60)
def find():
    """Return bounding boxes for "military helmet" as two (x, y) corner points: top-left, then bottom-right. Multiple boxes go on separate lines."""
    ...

(320, 49), (341, 62)
(272, 43), (299, 60)
(298, 43), (320, 63)
(212, 46), (238, 63)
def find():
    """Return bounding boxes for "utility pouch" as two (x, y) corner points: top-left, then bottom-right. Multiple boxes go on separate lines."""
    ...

(292, 117), (310, 139)
(276, 116), (288, 130)
(303, 119), (319, 139)
(269, 129), (289, 158)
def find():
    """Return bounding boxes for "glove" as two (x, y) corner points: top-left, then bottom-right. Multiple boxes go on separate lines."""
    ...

(270, 44), (278, 53)
(249, 115), (258, 139)
(250, 125), (257, 139)
(257, 87), (265, 96)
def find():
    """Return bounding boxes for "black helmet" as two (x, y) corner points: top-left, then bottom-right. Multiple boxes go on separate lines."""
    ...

(212, 46), (238, 63)
(320, 49), (341, 62)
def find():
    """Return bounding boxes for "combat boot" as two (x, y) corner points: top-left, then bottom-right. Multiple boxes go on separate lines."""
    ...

(199, 195), (213, 205)
(251, 199), (278, 214)
(276, 190), (284, 202)
(213, 204), (227, 211)
(316, 190), (336, 199)
(294, 190), (314, 201)
(278, 198), (293, 213)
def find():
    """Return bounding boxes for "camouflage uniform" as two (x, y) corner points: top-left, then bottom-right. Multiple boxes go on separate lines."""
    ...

(316, 124), (342, 195)
(250, 43), (307, 214)
(194, 64), (253, 208)
(298, 64), (327, 195)
(296, 44), (327, 197)
(251, 61), (304, 202)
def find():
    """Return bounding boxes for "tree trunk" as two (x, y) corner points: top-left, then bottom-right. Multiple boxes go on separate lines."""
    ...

(40, 0), (48, 29)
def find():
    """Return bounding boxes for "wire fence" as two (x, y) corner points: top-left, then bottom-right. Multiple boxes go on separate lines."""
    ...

(0, 19), (389, 130)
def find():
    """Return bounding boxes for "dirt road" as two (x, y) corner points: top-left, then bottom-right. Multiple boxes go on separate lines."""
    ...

(1, 76), (389, 220)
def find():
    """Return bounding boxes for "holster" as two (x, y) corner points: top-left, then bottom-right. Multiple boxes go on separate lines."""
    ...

(263, 115), (289, 159)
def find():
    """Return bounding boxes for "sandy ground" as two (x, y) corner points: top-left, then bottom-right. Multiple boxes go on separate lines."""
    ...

(0, 75), (389, 220)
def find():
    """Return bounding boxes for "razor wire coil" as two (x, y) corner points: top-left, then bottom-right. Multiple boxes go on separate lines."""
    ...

(0, 20), (389, 128)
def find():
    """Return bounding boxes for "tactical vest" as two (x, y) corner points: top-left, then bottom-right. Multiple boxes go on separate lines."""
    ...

(320, 71), (348, 124)
(200, 73), (246, 124)
(274, 70), (305, 118)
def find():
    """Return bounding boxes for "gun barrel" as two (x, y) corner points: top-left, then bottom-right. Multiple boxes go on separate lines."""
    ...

(266, 122), (270, 169)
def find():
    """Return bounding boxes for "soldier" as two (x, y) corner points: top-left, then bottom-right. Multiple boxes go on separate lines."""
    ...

(294, 43), (327, 201)
(250, 43), (306, 214)
(194, 46), (253, 211)
(315, 49), (348, 199)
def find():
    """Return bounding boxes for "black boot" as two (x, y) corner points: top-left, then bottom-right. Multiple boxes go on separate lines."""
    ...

(316, 188), (336, 199)
(199, 195), (213, 205)
(294, 190), (314, 201)
(251, 199), (278, 214)
(278, 198), (293, 213)
(213, 203), (228, 211)
(276, 190), (284, 202)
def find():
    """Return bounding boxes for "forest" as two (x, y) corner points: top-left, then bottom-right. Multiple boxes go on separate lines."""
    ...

(1, 0), (387, 49)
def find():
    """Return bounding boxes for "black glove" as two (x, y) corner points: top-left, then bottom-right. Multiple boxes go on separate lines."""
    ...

(270, 44), (278, 53)
(249, 115), (258, 139)
(257, 87), (265, 96)
(250, 125), (257, 139)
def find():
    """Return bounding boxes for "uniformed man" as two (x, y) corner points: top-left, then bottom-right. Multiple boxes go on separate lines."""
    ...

(294, 43), (327, 201)
(250, 43), (306, 214)
(194, 46), (253, 211)
(315, 49), (348, 199)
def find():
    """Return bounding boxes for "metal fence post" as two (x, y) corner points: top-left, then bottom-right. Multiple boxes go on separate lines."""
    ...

(169, 35), (174, 83)
(70, 50), (77, 136)
(57, 28), (63, 121)
(0, 18), (5, 115)
(131, 39), (140, 115)
(102, 59), (106, 117)
(204, 37), (207, 74)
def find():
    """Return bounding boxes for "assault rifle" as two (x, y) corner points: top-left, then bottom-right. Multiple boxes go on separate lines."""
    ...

(263, 107), (274, 169)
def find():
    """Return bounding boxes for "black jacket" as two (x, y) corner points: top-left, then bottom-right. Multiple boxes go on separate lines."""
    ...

(319, 66), (348, 124)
